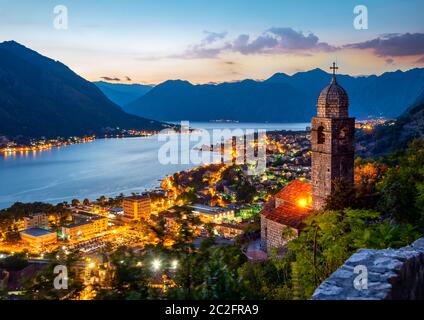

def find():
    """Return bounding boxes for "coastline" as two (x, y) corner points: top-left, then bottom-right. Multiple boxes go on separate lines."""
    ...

(0, 124), (310, 210)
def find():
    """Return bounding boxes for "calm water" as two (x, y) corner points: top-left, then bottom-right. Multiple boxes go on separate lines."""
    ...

(0, 122), (308, 209)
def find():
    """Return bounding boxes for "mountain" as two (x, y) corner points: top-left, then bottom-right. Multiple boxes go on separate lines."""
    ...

(94, 81), (153, 107)
(0, 41), (169, 138)
(125, 68), (424, 122)
(363, 87), (424, 155)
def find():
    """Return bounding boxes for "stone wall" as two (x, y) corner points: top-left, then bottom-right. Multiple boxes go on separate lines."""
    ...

(261, 216), (297, 253)
(312, 238), (424, 300)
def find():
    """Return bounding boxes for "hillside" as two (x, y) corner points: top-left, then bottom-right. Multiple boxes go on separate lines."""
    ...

(94, 81), (153, 106)
(0, 41), (169, 138)
(358, 88), (424, 156)
(125, 68), (424, 122)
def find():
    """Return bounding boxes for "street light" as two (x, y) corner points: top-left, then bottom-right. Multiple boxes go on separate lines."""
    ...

(171, 259), (178, 270)
(152, 259), (161, 271)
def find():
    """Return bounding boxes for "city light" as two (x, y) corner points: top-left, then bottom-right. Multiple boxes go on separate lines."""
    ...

(171, 259), (178, 270)
(88, 262), (96, 269)
(152, 259), (161, 271)
(297, 198), (308, 208)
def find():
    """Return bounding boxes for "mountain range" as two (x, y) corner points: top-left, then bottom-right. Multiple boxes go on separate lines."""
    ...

(94, 81), (153, 107)
(0, 41), (169, 138)
(122, 68), (424, 122)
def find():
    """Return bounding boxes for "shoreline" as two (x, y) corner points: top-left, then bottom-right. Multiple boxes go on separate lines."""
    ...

(0, 126), (311, 210)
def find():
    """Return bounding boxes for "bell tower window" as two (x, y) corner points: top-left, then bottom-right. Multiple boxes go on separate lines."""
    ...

(317, 126), (325, 144)
(339, 127), (349, 145)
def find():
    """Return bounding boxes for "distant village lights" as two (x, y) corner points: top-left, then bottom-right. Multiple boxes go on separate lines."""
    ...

(158, 121), (267, 176)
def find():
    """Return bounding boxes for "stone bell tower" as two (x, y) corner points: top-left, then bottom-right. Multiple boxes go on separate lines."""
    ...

(311, 63), (355, 210)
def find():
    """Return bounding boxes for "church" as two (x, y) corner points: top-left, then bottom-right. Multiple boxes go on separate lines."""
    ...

(260, 63), (355, 253)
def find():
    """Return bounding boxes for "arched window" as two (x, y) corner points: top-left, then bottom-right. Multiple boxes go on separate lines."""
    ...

(339, 127), (349, 145)
(317, 126), (325, 144)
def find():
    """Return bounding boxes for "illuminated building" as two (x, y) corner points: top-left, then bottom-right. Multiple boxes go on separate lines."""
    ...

(23, 212), (49, 230)
(20, 228), (57, 247)
(122, 194), (151, 223)
(213, 223), (244, 238)
(260, 181), (312, 252)
(62, 212), (108, 240)
(190, 204), (235, 224)
(260, 63), (355, 252)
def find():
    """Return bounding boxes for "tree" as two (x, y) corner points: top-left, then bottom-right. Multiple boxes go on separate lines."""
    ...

(324, 178), (356, 210)
(286, 209), (419, 299)
(95, 247), (151, 300)
(168, 244), (247, 300)
(0, 253), (28, 271)
(22, 250), (84, 300)
(378, 139), (424, 226)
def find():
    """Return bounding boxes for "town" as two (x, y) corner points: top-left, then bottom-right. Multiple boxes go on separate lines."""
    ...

(0, 117), (387, 299)
(0, 127), (314, 296)
(0, 129), (160, 158)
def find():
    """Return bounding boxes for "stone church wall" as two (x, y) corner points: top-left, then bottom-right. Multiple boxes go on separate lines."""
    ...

(261, 215), (298, 253)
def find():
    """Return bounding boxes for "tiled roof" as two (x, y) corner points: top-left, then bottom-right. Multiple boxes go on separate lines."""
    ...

(275, 180), (312, 204)
(261, 180), (313, 229)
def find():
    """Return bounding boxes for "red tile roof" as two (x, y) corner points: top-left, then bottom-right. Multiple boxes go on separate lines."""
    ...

(261, 180), (313, 229)
(275, 180), (312, 205)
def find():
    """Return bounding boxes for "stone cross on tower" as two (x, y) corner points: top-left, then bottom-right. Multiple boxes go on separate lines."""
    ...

(330, 62), (338, 77)
(310, 64), (355, 210)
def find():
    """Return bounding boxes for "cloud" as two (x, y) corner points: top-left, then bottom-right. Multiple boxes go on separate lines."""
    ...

(417, 56), (424, 64)
(100, 76), (121, 81)
(266, 27), (336, 52)
(178, 27), (336, 59)
(202, 31), (227, 45)
(143, 29), (424, 63)
(345, 33), (424, 57)
(232, 33), (278, 55)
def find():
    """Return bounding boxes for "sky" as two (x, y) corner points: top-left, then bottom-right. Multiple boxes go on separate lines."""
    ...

(0, 0), (423, 84)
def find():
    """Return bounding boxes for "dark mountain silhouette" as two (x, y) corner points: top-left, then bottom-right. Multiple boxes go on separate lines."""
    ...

(94, 81), (153, 106)
(0, 41), (169, 138)
(125, 68), (424, 122)
(368, 88), (424, 154)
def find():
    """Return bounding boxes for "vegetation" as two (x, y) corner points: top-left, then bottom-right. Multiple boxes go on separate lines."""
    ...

(2, 138), (423, 300)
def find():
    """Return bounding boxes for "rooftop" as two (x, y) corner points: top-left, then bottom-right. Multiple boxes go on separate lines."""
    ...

(63, 221), (92, 229)
(317, 76), (349, 118)
(275, 180), (312, 207)
(190, 204), (232, 215)
(20, 228), (55, 237)
(262, 180), (313, 229)
(124, 194), (150, 201)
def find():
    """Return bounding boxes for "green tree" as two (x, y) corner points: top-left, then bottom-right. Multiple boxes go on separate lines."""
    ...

(287, 209), (419, 299)
(95, 247), (151, 300)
